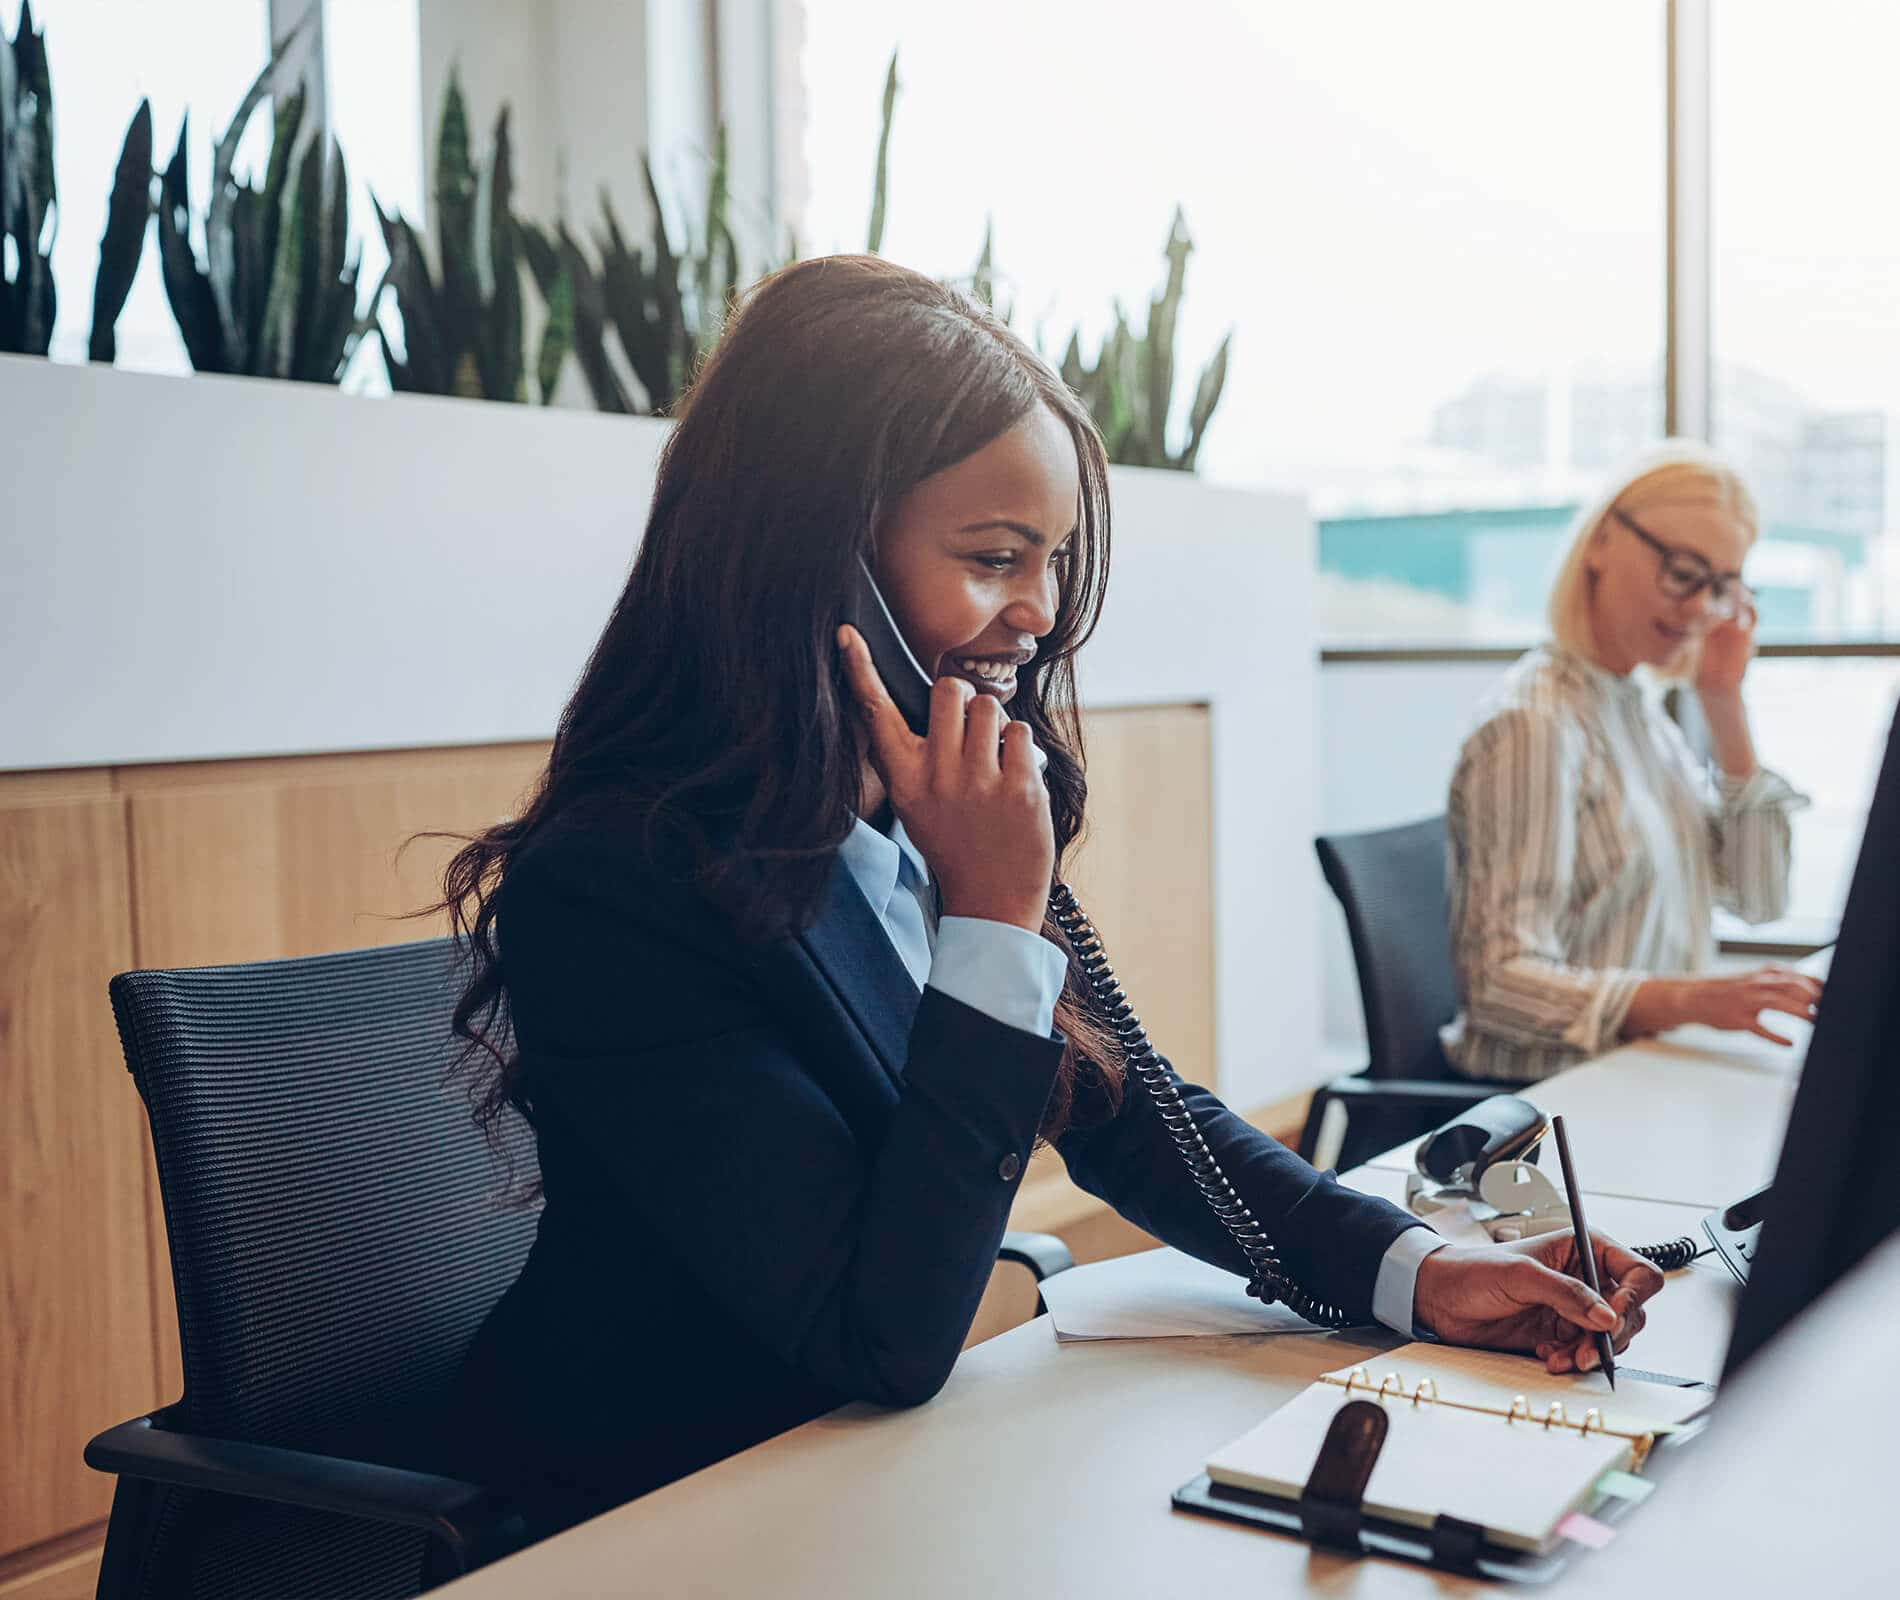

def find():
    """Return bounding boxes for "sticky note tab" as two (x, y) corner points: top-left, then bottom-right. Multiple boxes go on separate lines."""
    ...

(1596, 1469), (1655, 1504)
(1556, 1511), (1617, 1550)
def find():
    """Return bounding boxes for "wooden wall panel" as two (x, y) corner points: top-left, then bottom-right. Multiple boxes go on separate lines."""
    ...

(1007, 705), (1216, 1257)
(118, 742), (550, 1395)
(120, 743), (551, 968)
(1067, 705), (1215, 1086)
(0, 782), (155, 1552)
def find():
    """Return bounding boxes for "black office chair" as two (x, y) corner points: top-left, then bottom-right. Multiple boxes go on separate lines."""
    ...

(87, 937), (1074, 1598)
(86, 939), (542, 1598)
(1299, 817), (1521, 1172)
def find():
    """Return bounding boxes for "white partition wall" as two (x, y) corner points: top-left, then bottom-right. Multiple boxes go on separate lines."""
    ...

(0, 354), (1320, 1106)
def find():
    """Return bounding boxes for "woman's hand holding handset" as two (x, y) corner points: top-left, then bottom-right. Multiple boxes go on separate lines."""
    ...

(1694, 600), (1757, 699)
(1623, 963), (1823, 1046)
(838, 625), (1053, 934)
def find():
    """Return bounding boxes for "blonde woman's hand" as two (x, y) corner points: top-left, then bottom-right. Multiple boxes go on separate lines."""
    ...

(1695, 599), (1757, 698)
(838, 624), (1053, 933)
(1625, 965), (1823, 1045)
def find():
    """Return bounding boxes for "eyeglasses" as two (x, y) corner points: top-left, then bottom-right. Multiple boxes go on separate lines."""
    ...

(1609, 507), (1752, 620)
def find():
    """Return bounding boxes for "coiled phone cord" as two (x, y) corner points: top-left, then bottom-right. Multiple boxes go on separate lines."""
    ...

(1049, 883), (1355, 1329)
(1632, 1236), (1702, 1272)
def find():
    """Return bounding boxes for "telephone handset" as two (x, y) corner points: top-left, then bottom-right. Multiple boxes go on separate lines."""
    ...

(845, 557), (1353, 1327)
(848, 557), (937, 738)
(1409, 1095), (1703, 1272)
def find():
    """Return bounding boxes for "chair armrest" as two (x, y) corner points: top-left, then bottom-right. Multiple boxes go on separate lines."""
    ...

(997, 1229), (1074, 1282)
(85, 1413), (524, 1576)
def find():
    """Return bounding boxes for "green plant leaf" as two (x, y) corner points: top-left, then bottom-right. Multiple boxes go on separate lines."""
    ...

(302, 141), (365, 381)
(474, 105), (522, 400)
(866, 50), (897, 254)
(2, 0), (57, 353)
(697, 123), (735, 358)
(1058, 330), (1085, 394)
(257, 137), (306, 378)
(1179, 329), (1230, 471)
(255, 84), (305, 336)
(435, 67), (478, 337)
(88, 99), (153, 363)
(372, 196), (448, 393)
(517, 216), (560, 297)
(535, 259), (574, 404)
(228, 183), (271, 369)
(206, 19), (311, 369)
(971, 218), (996, 310)
(1144, 208), (1190, 460)
(15, 0), (55, 224)
(558, 221), (633, 412)
(639, 155), (687, 405)
(155, 115), (226, 371)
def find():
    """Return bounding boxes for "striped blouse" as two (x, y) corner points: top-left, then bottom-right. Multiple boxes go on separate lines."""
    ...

(1441, 645), (1806, 1082)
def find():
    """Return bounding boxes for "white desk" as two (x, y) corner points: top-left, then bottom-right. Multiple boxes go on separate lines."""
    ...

(439, 1096), (1756, 1595)
(1364, 1028), (1813, 1210)
(1586, 1232), (1900, 1591)
(1341, 1169), (1740, 1385)
(1361, 950), (1831, 1210)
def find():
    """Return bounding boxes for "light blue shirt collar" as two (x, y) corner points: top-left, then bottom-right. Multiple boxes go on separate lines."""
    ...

(837, 814), (931, 915)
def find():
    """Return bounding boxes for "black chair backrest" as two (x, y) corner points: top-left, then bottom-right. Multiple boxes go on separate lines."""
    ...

(107, 938), (540, 1597)
(1316, 816), (1458, 1081)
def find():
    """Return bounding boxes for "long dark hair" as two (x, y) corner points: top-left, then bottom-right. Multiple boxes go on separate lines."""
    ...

(439, 255), (1121, 1143)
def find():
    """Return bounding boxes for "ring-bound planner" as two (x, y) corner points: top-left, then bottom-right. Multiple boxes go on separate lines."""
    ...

(1175, 1343), (1713, 1580)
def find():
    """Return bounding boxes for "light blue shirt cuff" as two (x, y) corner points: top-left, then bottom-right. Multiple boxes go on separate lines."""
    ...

(1372, 1225), (1449, 1338)
(928, 915), (1068, 1038)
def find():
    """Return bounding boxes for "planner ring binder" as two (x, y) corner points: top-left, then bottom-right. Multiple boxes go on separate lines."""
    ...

(1172, 1403), (1688, 1583)
(1175, 1346), (1714, 1579)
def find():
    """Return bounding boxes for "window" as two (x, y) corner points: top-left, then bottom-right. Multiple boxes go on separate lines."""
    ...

(1712, 1), (1898, 644)
(795, 1), (1666, 646)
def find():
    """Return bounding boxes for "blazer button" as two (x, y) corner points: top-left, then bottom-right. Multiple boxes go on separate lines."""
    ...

(998, 1153), (1021, 1181)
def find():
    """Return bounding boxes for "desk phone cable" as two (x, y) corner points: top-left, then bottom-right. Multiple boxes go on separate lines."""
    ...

(1050, 882), (1355, 1330)
(1049, 884), (1711, 1327)
(1630, 1237), (1707, 1271)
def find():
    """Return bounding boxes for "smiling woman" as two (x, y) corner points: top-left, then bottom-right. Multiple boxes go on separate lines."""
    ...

(873, 407), (1078, 709)
(1443, 442), (1817, 1084)
(419, 253), (1658, 1543)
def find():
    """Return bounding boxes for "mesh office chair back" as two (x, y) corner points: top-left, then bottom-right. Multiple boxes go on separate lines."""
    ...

(101, 938), (539, 1599)
(1316, 816), (1460, 1081)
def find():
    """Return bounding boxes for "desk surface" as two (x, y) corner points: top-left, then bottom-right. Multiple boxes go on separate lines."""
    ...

(1364, 1031), (1804, 1209)
(434, 951), (1846, 1597)
(1342, 1172), (1740, 1385)
(442, 1192), (1734, 1599)
(1362, 949), (1829, 1209)
(1586, 1231), (1900, 1591)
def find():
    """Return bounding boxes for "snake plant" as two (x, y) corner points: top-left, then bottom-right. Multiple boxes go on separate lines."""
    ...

(1, 1), (56, 354)
(375, 70), (566, 403)
(88, 98), (154, 362)
(523, 122), (740, 416)
(1057, 209), (1231, 472)
(156, 21), (368, 383)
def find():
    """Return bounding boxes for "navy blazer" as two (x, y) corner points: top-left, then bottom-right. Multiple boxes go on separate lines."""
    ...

(446, 809), (1421, 1536)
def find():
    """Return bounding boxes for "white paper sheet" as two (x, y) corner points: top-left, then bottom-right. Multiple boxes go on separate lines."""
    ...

(1037, 1247), (1326, 1340)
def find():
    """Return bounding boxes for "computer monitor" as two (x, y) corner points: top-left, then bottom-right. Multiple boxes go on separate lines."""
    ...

(1724, 698), (1900, 1377)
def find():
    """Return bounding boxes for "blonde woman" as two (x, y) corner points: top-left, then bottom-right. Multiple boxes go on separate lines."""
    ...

(1442, 443), (1820, 1082)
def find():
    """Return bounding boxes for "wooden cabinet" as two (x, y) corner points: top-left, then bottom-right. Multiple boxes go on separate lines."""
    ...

(0, 711), (1211, 1576)
(0, 776), (152, 1552)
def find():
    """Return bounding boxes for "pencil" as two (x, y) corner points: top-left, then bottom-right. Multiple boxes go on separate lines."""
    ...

(1550, 1114), (1617, 1390)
